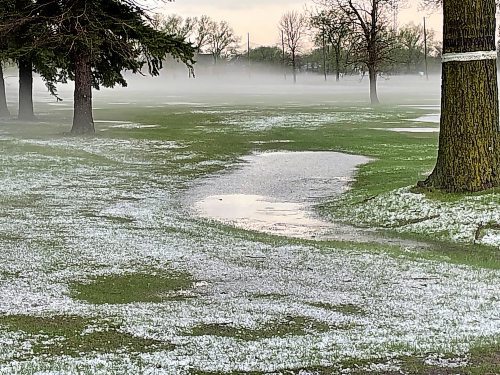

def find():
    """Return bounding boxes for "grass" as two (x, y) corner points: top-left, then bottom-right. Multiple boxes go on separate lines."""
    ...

(188, 316), (336, 341)
(0, 91), (498, 373)
(306, 302), (366, 316)
(199, 218), (500, 270)
(0, 315), (172, 358)
(71, 270), (195, 304)
(190, 342), (500, 374)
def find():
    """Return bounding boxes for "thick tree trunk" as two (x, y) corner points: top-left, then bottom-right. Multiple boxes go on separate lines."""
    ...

(0, 63), (9, 117)
(71, 51), (95, 134)
(368, 64), (379, 105)
(18, 57), (35, 121)
(419, 0), (499, 192)
(292, 52), (297, 84)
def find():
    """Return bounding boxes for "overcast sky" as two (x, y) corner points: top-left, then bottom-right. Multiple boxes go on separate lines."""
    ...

(157, 1), (443, 48)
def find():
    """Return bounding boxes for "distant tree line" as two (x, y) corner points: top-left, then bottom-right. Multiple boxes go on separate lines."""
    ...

(152, 14), (240, 64)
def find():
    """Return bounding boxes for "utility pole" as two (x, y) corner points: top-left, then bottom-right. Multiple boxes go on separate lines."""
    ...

(281, 29), (287, 80)
(247, 33), (250, 65)
(247, 32), (251, 78)
(424, 17), (429, 80)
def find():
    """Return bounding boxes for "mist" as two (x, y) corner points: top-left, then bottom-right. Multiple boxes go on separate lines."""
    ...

(2, 62), (443, 116)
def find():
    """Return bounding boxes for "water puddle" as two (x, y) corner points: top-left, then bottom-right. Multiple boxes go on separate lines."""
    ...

(195, 194), (335, 239)
(189, 151), (425, 247)
(399, 104), (440, 111)
(386, 127), (439, 133)
(413, 114), (440, 123)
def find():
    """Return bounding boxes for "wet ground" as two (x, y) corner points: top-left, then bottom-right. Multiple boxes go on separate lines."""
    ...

(0, 73), (498, 374)
(189, 151), (429, 248)
(190, 151), (369, 238)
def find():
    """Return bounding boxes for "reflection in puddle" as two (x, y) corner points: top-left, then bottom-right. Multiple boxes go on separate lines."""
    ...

(195, 194), (333, 238)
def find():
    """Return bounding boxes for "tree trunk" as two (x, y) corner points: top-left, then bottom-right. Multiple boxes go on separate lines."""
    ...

(335, 46), (341, 82)
(419, 0), (499, 192)
(368, 64), (379, 105)
(0, 63), (9, 117)
(18, 57), (35, 121)
(71, 51), (95, 134)
(292, 52), (297, 84)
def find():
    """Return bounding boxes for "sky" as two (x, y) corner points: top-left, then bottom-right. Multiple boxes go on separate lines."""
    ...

(157, 0), (443, 48)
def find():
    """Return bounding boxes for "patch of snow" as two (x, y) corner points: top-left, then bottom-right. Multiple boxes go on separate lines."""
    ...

(336, 187), (500, 247)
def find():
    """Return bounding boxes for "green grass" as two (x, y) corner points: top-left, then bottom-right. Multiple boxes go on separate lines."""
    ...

(188, 316), (335, 341)
(306, 302), (366, 316)
(71, 270), (195, 304)
(0, 315), (172, 358)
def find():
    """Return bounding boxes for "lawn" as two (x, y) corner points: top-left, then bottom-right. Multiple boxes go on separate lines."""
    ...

(0, 75), (498, 374)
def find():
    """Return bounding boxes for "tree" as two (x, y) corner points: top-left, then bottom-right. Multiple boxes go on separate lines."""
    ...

(0, 23), (10, 117)
(336, 0), (398, 104)
(249, 46), (283, 65)
(207, 20), (240, 63)
(194, 15), (213, 53)
(1, 0), (38, 120)
(279, 11), (308, 83)
(397, 22), (434, 73)
(0, 0), (61, 120)
(418, 0), (500, 192)
(0, 62), (9, 117)
(310, 7), (353, 81)
(38, 0), (195, 134)
(154, 14), (197, 41)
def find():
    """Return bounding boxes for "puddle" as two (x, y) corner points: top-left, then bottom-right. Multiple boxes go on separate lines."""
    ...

(189, 152), (431, 248)
(413, 114), (440, 124)
(399, 104), (440, 111)
(189, 152), (369, 240)
(189, 151), (425, 247)
(195, 194), (335, 239)
(190, 151), (370, 202)
(250, 140), (294, 144)
(385, 127), (439, 133)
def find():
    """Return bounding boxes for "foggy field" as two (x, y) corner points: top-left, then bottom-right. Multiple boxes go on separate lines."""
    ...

(0, 74), (499, 374)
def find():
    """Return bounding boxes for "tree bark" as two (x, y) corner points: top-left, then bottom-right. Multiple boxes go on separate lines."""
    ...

(419, 0), (499, 192)
(368, 63), (379, 105)
(0, 63), (9, 117)
(71, 51), (95, 134)
(292, 51), (297, 84)
(335, 45), (341, 82)
(18, 57), (35, 121)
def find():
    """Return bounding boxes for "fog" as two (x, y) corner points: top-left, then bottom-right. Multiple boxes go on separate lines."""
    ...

(2, 63), (443, 113)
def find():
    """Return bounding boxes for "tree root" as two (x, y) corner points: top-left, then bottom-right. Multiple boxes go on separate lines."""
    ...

(391, 215), (441, 228)
(475, 223), (500, 241)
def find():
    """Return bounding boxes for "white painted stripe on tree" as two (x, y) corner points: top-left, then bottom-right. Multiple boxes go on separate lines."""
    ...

(442, 50), (498, 63)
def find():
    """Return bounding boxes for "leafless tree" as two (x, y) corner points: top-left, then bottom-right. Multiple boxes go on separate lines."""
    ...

(279, 10), (308, 83)
(310, 7), (354, 81)
(153, 14), (197, 41)
(398, 22), (434, 73)
(336, 0), (399, 104)
(207, 20), (240, 63)
(194, 15), (214, 53)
